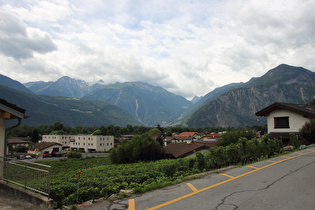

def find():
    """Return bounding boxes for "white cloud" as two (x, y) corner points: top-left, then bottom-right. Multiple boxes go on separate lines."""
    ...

(0, 0), (314, 99)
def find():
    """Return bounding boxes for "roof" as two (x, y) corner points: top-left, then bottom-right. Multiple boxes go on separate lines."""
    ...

(164, 142), (216, 158)
(8, 137), (31, 144)
(29, 142), (62, 151)
(255, 102), (315, 118)
(176, 132), (197, 137)
(0, 98), (26, 119)
(203, 133), (222, 138)
(172, 136), (194, 140)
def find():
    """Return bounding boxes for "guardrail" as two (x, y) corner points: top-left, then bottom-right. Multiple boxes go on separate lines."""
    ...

(1, 156), (51, 198)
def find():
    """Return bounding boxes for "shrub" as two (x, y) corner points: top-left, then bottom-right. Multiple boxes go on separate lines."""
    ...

(195, 151), (205, 171)
(67, 152), (82, 159)
(299, 120), (315, 144)
(289, 133), (301, 149)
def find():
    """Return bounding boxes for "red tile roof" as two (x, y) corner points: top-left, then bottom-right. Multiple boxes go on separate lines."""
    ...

(176, 132), (197, 137)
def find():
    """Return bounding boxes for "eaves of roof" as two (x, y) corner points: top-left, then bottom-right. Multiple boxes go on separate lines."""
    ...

(0, 98), (26, 119)
(255, 102), (315, 118)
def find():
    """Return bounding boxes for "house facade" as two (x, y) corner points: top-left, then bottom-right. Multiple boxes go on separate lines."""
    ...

(256, 102), (315, 142)
(70, 135), (114, 152)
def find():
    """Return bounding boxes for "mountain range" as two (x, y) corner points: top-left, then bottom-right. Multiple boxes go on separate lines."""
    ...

(0, 64), (314, 127)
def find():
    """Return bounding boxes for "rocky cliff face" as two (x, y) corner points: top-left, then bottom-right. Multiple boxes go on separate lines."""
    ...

(185, 64), (315, 127)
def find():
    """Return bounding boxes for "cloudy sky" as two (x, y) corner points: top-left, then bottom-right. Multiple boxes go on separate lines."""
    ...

(1, 0), (315, 99)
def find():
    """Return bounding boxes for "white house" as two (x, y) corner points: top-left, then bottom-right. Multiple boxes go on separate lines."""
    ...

(256, 102), (315, 143)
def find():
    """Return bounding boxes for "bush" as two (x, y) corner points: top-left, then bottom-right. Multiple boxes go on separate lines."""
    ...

(67, 152), (82, 159)
(15, 146), (28, 152)
(289, 133), (301, 149)
(299, 120), (315, 144)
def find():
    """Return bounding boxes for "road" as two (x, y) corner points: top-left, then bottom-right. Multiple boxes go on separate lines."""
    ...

(109, 148), (315, 210)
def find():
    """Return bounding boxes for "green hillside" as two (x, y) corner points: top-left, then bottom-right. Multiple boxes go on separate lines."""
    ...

(0, 85), (141, 127)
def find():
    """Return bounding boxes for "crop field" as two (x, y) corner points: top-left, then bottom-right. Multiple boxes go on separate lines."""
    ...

(38, 136), (283, 208)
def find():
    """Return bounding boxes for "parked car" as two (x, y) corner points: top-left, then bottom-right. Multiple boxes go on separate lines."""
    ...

(25, 155), (32, 159)
(18, 155), (25, 159)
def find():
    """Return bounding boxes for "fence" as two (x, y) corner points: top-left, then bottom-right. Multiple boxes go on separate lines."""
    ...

(1, 157), (51, 198)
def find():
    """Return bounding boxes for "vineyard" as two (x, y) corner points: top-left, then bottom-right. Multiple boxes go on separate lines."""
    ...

(38, 135), (283, 208)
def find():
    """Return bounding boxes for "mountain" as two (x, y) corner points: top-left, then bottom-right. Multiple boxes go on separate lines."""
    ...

(191, 96), (202, 104)
(0, 74), (33, 94)
(184, 64), (315, 127)
(0, 84), (141, 127)
(82, 82), (193, 126)
(24, 76), (104, 98)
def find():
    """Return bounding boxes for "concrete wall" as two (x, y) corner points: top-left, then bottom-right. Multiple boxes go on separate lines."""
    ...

(0, 181), (54, 209)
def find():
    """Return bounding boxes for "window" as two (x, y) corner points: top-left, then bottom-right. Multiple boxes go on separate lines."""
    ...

(274, 117), (289, 128)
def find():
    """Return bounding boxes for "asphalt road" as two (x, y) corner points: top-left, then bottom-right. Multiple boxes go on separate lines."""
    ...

(109, 148), (315, 210)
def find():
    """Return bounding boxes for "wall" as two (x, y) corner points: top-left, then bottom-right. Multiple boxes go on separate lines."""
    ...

(0, 116), (5, 179)
(267, 109), (310, 133)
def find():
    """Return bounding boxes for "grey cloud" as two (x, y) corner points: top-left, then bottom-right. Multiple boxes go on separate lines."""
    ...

(0, 11), (57, 60)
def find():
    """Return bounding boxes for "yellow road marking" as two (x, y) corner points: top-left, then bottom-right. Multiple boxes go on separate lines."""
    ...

(282, 155), (290, 158)
(220, 173), (235, 179)
(186, 183), (198, 192)
(247, 166), (259, 170)
(144, 149), (315, 210)
(267, 160), (276, 163)
(128, 199), (135, 210)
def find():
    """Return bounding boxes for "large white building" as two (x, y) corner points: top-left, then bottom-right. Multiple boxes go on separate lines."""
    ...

(42, 134), (114, 152)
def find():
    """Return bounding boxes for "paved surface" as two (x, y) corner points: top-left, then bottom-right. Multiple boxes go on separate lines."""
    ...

(0, 188), (38, 210)
(110, 148), (315, 210)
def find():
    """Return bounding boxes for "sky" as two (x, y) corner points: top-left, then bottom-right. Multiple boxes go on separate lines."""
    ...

(1, 0), (315, 100)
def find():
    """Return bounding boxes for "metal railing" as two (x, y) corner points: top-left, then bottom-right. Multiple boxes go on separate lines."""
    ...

(1, 156), (51, 198)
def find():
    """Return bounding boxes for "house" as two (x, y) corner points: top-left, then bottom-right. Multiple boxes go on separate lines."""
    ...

(200, 133), (222, 141)
(28, 142), (62, 156)
(7, 137), (31, 149)
(164, 142), (217, 159)
(176, 132), (198, 138)
(255, 102), (315, 143)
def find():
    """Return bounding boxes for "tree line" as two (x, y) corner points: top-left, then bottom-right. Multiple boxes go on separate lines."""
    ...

(8, 121), (266, 143)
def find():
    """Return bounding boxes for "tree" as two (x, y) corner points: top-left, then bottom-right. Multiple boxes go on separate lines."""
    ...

(51, 122), (64, 131)
(109, 133), (165, 164)
(148, 128), (161, 137)
(299, 120), (315, 144)
(92, 130), (101, 135)
(31, 129), (39, 143)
